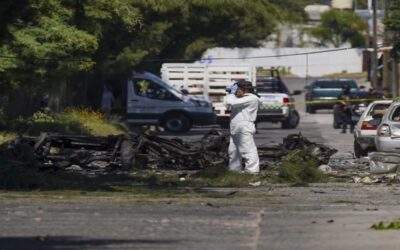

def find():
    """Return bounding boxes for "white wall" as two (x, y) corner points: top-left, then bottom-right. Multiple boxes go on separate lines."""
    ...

(198, 47), (363, 77)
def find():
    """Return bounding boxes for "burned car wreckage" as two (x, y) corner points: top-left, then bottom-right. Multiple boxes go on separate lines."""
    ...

(0, 131), (336, 173)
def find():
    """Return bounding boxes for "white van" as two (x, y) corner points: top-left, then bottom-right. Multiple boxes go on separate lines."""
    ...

(126, 71), (216, 132)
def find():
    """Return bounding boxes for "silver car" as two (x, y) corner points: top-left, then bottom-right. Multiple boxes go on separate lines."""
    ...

(375, 101), (400, 152)
(354, 100), (392, 157)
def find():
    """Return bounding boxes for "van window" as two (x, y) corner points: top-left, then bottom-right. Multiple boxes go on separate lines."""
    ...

(256, 79), (289, 94)
(133, 79), (179, 101)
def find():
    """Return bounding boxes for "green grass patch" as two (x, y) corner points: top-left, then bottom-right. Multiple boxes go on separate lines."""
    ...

(187, 165), (262, 187)
(371, 221), (400, 230)
(0, 132), (16, 144)
(277, 149), (328, 183)
(10, 108), (128, 136)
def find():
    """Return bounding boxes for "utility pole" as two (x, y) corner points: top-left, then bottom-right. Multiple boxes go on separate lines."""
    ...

(382, 0), (394, 97)
(372, 0), (379, 89)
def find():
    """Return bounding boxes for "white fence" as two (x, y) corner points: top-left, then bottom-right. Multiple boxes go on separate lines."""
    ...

(161, 64), (256, 116)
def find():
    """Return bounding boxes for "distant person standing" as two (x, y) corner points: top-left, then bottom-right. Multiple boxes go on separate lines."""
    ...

(338, 84), (354, 133)
(101, 85), (114, 115)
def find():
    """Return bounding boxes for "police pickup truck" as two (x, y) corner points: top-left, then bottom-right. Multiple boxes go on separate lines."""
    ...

(256, 70), (301, 129)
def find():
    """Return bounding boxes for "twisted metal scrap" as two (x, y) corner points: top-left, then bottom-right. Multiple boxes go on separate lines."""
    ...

(0, 130), (230, 171)
(0, 131), (335, 172)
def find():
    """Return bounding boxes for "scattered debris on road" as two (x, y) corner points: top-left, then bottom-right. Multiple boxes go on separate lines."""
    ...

(5, 127), (400, 187)
(0, 130), (229, 173)
(0, 131), (337, 174)
(11, 129), (397, 187)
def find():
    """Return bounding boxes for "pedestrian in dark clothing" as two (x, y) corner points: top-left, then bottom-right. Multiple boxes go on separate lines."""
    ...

(338, 85), (354, 134)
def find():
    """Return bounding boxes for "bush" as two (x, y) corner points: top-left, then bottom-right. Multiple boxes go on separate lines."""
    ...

(10, 108), (128, 136)
(0, 132), (17, 144)
(277, 149), (328, 183)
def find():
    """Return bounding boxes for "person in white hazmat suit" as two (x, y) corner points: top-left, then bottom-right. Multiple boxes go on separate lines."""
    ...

(226, 80), (262, 174)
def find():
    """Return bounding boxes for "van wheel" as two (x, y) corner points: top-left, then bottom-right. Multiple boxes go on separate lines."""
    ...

(163, 114), (191, 133)
(281, 111), (300, 129)
(354, 140), (368, 158)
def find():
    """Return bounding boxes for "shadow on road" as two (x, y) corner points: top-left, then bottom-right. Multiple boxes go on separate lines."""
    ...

(0, 236), (182, 250)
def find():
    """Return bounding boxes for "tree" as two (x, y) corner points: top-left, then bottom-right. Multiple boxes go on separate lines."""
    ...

(384, 0), (400, 58)
(270, 0), (327, 23)
(0, 0), (142, 114)
(310, 9), (367, 48)
(0, 0), (320, 117)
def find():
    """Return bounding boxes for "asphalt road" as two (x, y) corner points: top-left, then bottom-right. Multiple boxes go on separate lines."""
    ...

(0, 77), (384, 250)
(2, 185), (400, 250)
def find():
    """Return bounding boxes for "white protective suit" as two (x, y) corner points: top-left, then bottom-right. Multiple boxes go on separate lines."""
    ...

(226, 93), (262, 174)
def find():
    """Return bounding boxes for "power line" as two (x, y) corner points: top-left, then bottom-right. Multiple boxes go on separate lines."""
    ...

(143, 47), (352, 62)
(0, 47), (354, 63)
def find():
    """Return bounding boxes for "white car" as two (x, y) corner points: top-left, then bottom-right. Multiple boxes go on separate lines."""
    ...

(353, 100), (392, 157)
(375, 101), (400, 152)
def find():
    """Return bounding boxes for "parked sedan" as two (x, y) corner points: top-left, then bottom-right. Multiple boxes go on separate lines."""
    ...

(305, 78), (359, 114)
(353, 100), (392, 157)
(375, 101), (400, 152)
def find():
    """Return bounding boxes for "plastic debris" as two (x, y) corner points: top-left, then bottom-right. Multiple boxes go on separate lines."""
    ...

(369, 152), (400, 174)
(318, 164), (332, 173)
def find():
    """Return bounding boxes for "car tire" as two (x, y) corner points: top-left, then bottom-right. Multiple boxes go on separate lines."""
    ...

(281, 111), (300, 129)
(120, 139), (135, 170)
(354, 140), (368, 158)
(309, 106), (316, 114)
(163, 113), (191, 133)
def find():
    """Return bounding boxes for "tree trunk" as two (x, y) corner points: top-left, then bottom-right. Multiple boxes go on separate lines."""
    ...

(49, 78), (70, 112)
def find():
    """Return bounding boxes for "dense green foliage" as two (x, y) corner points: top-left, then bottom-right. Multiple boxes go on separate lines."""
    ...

(310, 9), (367, 48)
(384, 0), (400, 58)
(0, 0), (318, 118)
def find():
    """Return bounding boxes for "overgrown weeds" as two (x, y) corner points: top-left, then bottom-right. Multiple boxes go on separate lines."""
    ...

(371, 221), (400, 230)
(277, 149), (328, 183)
(0, 132), (16, 144)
